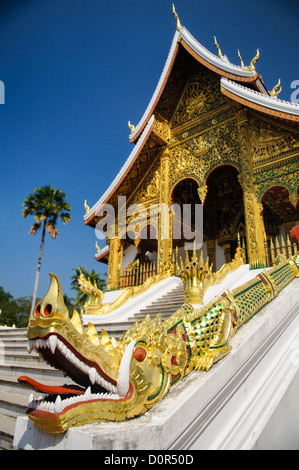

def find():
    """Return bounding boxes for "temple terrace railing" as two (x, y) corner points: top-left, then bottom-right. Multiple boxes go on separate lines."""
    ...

(119, 260), (157, 289)
(117, 235), (297, 288)
(255, 234), (298, 269)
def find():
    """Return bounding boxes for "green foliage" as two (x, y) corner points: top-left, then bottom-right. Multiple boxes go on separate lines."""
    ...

(70, 266), (107, 311)
(22, 185), (71, 239)
(63, 294), (76, 312)
(23, 184), (72, 315)
(0, 287), (36, 328)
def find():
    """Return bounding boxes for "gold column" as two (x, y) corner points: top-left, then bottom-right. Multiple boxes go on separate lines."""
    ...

(158, 147), (170, 272)
(106, 227), (121, 290)
(237, 110), (267, 267)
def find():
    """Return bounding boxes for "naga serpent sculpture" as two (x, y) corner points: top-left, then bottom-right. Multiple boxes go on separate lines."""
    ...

(18, 252), (299, 433)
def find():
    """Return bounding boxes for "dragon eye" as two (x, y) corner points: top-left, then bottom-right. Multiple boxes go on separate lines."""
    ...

(134, 346), (147, 362)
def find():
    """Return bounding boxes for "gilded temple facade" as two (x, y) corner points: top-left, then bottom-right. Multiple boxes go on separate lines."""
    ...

(84, 15), (299, 291)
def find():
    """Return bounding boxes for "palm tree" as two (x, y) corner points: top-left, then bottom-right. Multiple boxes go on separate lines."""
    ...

(23, 185), (71, 316)
(71, 266), (106, 311)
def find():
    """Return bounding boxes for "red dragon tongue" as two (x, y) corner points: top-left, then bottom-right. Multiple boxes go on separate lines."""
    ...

(18, 376), (85, 396)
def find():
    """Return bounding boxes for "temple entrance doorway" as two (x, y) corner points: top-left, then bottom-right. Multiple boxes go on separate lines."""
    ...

(171, 178), (202, 252)
(203, 165), (245, 269)
(170, 167), (245, 272)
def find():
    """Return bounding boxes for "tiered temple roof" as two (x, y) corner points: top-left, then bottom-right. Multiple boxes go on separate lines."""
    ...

(84, 10), (299, 264)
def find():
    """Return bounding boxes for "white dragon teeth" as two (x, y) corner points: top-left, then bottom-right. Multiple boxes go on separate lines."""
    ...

(28, 388), (121, 413)
(117, 340), (136, 397)
(89, 368), (97, 385)
(26, 336), (119, 396)
(54, 395), (62, 413)
(48, 335), (57, 354)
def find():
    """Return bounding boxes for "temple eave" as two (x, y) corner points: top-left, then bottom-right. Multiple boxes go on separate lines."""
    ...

(221, 80), (299, 124)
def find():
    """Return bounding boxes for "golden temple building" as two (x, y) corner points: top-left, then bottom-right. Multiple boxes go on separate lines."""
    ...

(84, 11), (299, 292)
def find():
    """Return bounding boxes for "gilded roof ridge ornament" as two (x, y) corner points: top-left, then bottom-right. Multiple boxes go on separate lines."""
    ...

(128, 121), (135, 133)
(248, 49), (260, 71)
(84, 200), (90, 215)
(172, 4), (182, 31)
(238, 49), (245, 68)
(214, 36), (223, 58)
(270, 78), (282, 97)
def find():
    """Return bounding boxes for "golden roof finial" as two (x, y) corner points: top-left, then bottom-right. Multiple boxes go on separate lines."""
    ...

(214, 36), (223, 58)
(172, 4), (182, 30)
(128, 121), (135, 133)
(95, 241), (100, 254)
(84, 200), (90, 215)
(238, 49), (245, 68)
(270, 78), (282, 97)
(248, 49), (260, 71)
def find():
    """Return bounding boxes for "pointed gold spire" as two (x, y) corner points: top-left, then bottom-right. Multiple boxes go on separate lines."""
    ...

(172, 4), (182, 30)
(214, 36), (223, 58)
(248, 49), (260, 71)
(128, 121), (135, 133)
(84, 200), (90, 215)
(270, 78), (282, 97)
(238, 49), (245, 67)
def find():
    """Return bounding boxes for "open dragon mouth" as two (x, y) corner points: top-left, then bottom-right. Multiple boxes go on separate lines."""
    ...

(19, 333), (134, 419)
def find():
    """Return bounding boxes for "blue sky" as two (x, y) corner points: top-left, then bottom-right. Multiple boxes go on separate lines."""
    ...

(0, 0), (298, 300)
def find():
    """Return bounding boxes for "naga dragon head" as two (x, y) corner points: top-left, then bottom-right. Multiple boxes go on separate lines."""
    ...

(20, 274), (189, 433)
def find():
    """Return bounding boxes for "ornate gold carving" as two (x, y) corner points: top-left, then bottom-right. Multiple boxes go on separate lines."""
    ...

(236, 110), (267, 266)
(24, 251), (298, 432)
(248, 49), (259, 71)
(84, 200), (90, 215)
(89, 269), (173, 316)
(153, 116), (169, 143)
(77, 268), (104, 314)
(169, 119), (241, 193)
(172, 4), (182, 30)
(158, 148), (171, 271)
(107, 235), (121, 290)
(238, 49), (245, 68)
(128, 155), (161, 206)
(180, 246), (245, 304)
(128, 121), (135, 133)
(171, 69), (225, 128)
(270, 79), (282, 97)
(214, 36), (223, 58)
(250, 118), (299, 164)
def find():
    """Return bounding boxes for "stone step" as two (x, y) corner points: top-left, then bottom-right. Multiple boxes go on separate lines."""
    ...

(0, 390), (28, 418)
(1, 352), (44, 367)
(0, 361), (67, 382)
(0, 414), (16, 450)
(137, 304), (184, 314)
(0, 373), (75, 397)
(0, 328), (27, 337)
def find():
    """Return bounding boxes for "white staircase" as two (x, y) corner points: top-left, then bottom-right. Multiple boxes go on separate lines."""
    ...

(0, 327), (78, 449)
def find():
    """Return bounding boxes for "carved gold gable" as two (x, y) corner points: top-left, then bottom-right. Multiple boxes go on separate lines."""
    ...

(171, 65), (226, 129)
